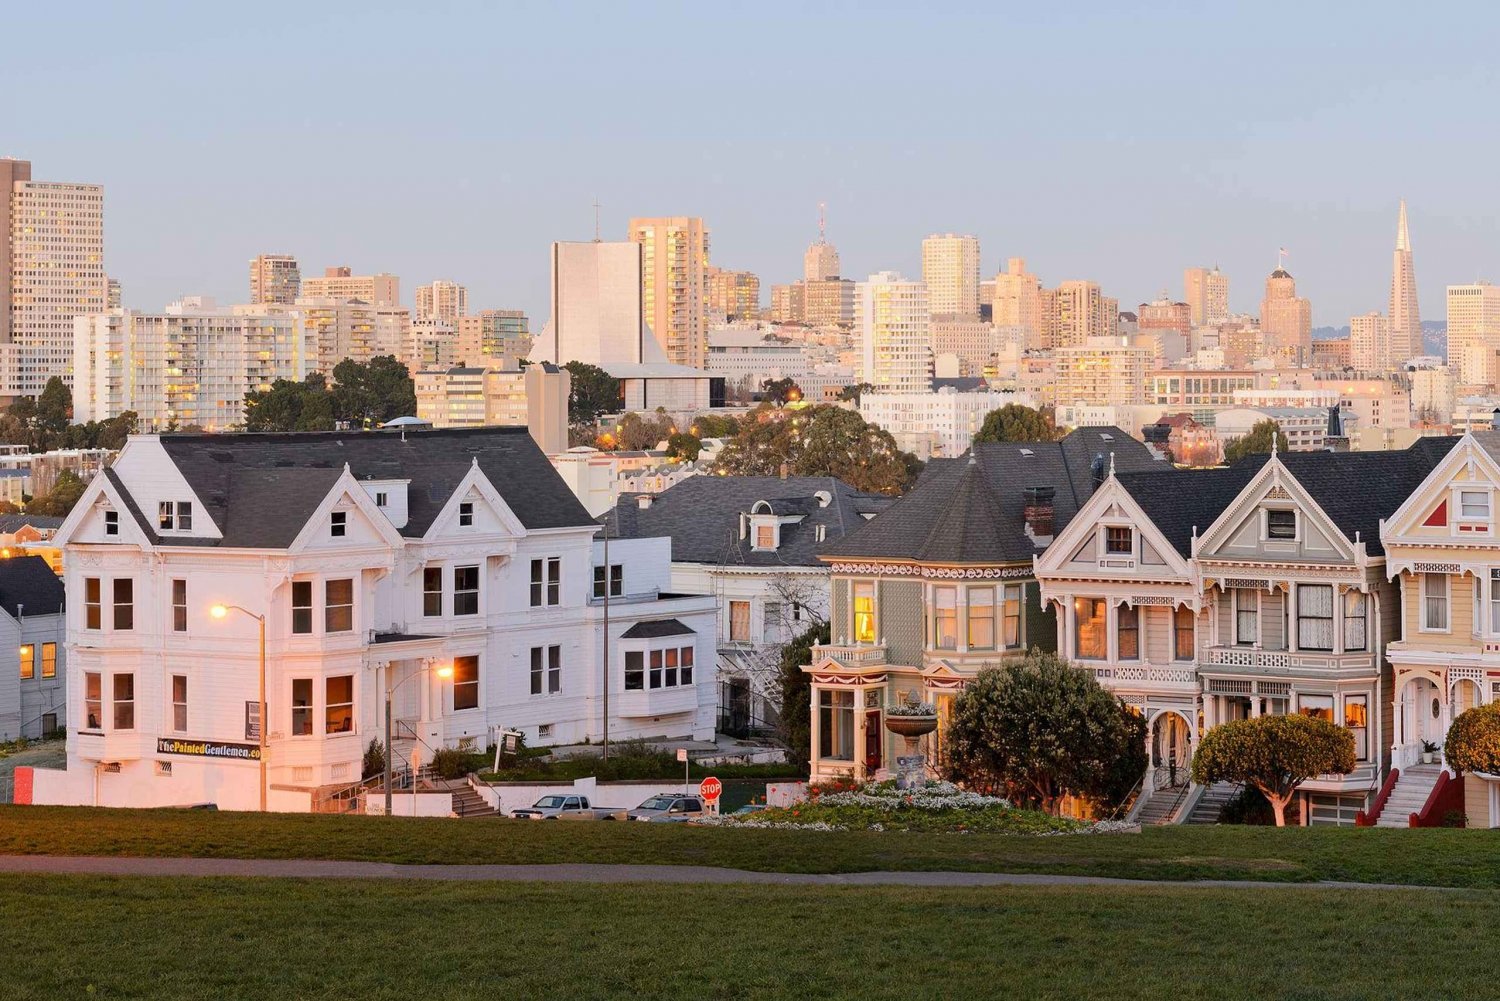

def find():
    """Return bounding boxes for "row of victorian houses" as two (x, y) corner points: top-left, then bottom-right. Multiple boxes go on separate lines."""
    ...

(802, 426), (1500, 828)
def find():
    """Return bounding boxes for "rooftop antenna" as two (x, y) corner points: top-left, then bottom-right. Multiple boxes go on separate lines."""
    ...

(818, 201), (827, 243)
(1277, 246), (1289, 271)
(592, 198), (602, 242)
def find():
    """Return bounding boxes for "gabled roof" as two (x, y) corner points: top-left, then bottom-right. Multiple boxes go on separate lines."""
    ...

(0, 513), (63, 534)
(149, 427), (593, 548)
(602, 475), (893, 568)
(821, 427), (1165, 564)
(1116, 460), (1268, 557)
(0, 555), (63, 618)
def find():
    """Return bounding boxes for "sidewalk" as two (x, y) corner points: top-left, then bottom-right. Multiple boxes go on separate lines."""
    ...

(0, 855), (1464, 891)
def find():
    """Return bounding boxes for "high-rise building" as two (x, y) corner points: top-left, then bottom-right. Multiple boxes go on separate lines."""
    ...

(414, 362), (569, 453)
(1446, 282), (1500, 387)
(705, 266), (761, 322)
(804, 278), (855, 327)
(1349, 312), (1391, 371)
(856, 271), (930, 394)
(1259, 267), (1312, 366)
(545, 240), (649, 367)
(2, 158), (106, 397)
(991, 258), (1049, 350)
(1053, 280), (1116, 347)
(804, 213), (840, 283)
(931, 315), (998, 377)
(73, 298), (316, 431)
(300, 267), (400, 306)
(414, 280), (468, 323)
(1388, 200), (1421, 365)
(922, 234), (981, 317)
(1054, 336), (1151, 408)
(289, 297), (392, 371)
(456, 309), (530, 366)
(769, 282), (806, 324)
(249, 254), (301, 305)
(1184, 266), (1230, 326)
(628, 216), (710, 368)
(106, 277), (122, 309)
(1137, 295), (1192, 336)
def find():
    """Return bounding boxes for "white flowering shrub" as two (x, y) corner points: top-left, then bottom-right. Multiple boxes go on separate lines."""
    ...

(886, 701), (938, 717)
(816, 780), (1011, 812)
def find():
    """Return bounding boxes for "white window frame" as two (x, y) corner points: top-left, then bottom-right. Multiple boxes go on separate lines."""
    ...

(331, 511), (348, 538)
(1420, 572), (1450, 633)
(1263, 507), (1298, 542)
(104, 509), (119, 536)
(1455, 486), (1492, 523)
(1102, 524), (1133, 556)
(1234, 588), (1259, 646)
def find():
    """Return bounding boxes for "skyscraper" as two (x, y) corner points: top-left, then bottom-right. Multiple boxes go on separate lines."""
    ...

(855, 271), (930, 394)
(705, 266), (761, 322)
(628, 216), (710, 368)
(2, 157), (106, 397)
(1259, 266), (1312, 367)
(1184, 266), (1229, 326)
(991, 258), (1048, 349)
(249, 254), (301, 305)
(1053, 280), (1116, 347)
(1350, 312), (1391, 371)
(1446, 282), (1500, 387)
(415, 280), (469, 323)
(804, 206), (839, 282)
(1388, 200), (1421, 364)
(922, 233), (981, 317)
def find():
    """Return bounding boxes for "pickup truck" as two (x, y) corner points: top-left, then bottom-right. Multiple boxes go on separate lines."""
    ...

(509, 794), (620, 821)
(626, 794), (706, 823)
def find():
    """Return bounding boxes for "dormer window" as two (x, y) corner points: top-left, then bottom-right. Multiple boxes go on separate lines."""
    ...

(331, 511), (347, 538)
(1104, 526), (1132, 555)
(459, 501), (474, 527)
(375, 492), (388, 508)
(755, 524), (776, 550)
(104, 510), (119, 536)
(158, 501), (192, 532)
(1266, 509), (1296, 540)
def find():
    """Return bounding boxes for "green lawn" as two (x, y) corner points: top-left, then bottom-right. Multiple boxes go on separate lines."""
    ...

(4, 805), (1500, 887)
(0, 874), (1492, 1000)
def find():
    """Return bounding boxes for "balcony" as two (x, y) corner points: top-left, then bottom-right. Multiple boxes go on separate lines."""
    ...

(1204, 647), (1377, 676)
(615, 685), (698, 719)
(1085, 662), (1198, 688)
(811, 643), (889, 669)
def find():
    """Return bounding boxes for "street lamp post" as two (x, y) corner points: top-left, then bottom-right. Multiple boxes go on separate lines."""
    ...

(383, 661), (453, 816)
(209, 603), (267, 812)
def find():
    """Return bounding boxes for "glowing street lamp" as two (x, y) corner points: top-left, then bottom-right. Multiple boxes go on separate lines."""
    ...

(383, 661), (454, 816)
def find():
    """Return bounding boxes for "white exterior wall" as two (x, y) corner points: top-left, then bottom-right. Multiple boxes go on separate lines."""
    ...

(29, 434), (715, 811)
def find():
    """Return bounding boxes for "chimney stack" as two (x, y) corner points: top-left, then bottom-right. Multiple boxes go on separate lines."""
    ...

(1023, 485), (1055, 543)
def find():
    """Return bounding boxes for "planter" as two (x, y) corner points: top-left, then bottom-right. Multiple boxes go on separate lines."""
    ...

(1422, 752), (1435, 765)
(884, 715), (939, 739)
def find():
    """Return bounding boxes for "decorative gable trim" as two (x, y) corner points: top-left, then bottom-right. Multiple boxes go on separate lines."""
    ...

(1193, 454), (1358, 564)
(286, 465), (407, 554)
(420, 458), (527, 543)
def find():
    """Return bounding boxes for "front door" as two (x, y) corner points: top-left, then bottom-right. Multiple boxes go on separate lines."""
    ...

(864, 710), (883, 773)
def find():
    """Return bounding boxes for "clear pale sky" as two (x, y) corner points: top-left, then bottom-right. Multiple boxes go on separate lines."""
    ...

(4, 0), (1497, 329)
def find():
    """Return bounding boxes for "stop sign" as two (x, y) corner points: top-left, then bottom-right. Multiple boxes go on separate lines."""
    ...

(699, 776), (722, 802)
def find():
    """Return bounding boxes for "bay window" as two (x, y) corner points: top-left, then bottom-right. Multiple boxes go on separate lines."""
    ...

(84, 577), (101, 630)
(853, 583), (876, 643)
(1297, 584), (1334, 651)
(1344, 694), (1369, 761)
(84, 673), (101, 730)
(423, 568), (442, 617)
(1173, 606), (1195, 661)
(818, 689), (855, 761)
(1343, 590), (1368, 651)
(1003, 584), (1023, 649)
(453, 565), (479, 616)
(112, 674), (135, 730)
(291, 679), (313, 735)
(325, 579), (353, 632)
(325, 676), (354, 733)
(1298, 694), (1335, 722)
(934, 586), (957, 650)
(1074, 598), (1106, 659)
(291, 581), (313, 634)
(967, 586), (995, 650)
(624, 651), (644, 691)
(112, 578), (134, 630)
(171, 675), (188, 733)
(1117, 604), (1139, 660)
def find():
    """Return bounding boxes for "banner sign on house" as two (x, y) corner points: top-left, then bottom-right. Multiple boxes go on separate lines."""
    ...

(244, 701), (261, 742)
(157, 738), (261, 760)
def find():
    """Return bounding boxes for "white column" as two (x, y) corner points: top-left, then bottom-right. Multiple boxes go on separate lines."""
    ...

(1287, 585), (1298, 653)
(808, 685), (822, 775)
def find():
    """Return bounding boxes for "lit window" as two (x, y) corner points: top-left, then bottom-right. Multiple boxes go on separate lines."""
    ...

(453, 655), (479, 711)
(84, 672), (102, 729)
(325, 676), (354, 733)
(1003, 584), (1023, 649)
(967, 587), (995, 650)
(853, 583), (876, 643)
(1074, 598), (1106, 659)
(1117, 604), (1139, 660)
(1173, 606), (1195, 661)
(325, 579), (354, 632)
(934, 586), (957, 650)
(1105, 526), (1132, 554)
(19, 644), (33, 680)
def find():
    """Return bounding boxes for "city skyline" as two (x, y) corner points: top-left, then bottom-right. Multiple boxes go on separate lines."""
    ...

(5, 2), (1500, 330)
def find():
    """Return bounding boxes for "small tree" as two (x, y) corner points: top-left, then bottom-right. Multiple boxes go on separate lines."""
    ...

(1223, 419), (1290, 464)
(777, 620), (830, 771)
(973, 403), (1058, 444)
(1446, 702), (1500, 775)
(944, 650), (1145, 815)
(1191, 714), (1355, 827)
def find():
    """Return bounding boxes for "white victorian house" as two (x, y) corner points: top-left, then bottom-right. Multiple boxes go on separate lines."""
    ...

(20, 427), (714, 812)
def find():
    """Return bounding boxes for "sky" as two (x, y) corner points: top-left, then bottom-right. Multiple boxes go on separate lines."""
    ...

(4, 0), (1499, 330)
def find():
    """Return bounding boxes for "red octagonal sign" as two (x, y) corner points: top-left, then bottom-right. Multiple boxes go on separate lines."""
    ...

(699, 776), (722, 802)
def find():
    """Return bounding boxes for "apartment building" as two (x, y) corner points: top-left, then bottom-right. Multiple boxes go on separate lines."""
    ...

(249, 255), (301, 306)
(628, 217), (710, 368)
(300, 267), (400, 306)
(415, 281), (468, 323)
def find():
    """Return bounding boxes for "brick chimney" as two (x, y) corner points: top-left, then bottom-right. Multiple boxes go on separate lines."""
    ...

(1023, 485), (1055, 544)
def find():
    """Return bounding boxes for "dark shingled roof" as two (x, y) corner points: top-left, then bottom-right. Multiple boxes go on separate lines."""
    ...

(0, 513), (64, 534)
(821, 427), (1165, 564)
(1119, 436), (1460, 559)
(601, 476), (894, 568)
(620, 618), (695, 639)
(153, 427), (594, 548)
(0, 555), (64, 618)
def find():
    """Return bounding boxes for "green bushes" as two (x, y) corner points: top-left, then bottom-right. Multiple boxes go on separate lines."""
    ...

(1192, 714), (1354, 827)
(1444, 702), (1500, 775)
(429, 748), (489, 780)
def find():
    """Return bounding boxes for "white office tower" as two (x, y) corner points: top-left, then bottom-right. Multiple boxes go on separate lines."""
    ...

(856, 272), (931, 394)
(543, 241), (665, 367)
(922, 233), (981, 317)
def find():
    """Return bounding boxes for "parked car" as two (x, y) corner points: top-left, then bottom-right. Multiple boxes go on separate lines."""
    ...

(627, 794), (705, 823)
(731, 803), (767, 817)
(509, 794), (618, 820)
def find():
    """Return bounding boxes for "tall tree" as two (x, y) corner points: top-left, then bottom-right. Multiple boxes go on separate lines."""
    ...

(711, 405), (920, 495)
(35, 376), (72, 440)
(26, 469), (87, 517)
(760, 377), (801, 406)
(944, 650), (1146, 815)
(563, 361), (620, 427)
(1191, 714), (1354, 827)
(616, 410), (675, 451)
(332, 356), (416, 426)
(244, 375), (337, 432)
(1224, 419), (1290, 464)
(973, 403), (1058, 444)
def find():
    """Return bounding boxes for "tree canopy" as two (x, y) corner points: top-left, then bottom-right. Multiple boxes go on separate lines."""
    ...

(1224, 419), (1290, 465)
(759, 377), (802, 406)
(1191, 713), (1355, 826)
(611, 410), (675, 451)
(972, 403), (1058, 445)
(243, 358), (416, 432)
(25, 469), (88, 518)
(710, 405), (921, 495)
(563, 361), (620, 428)
(943, 650), (1146, 815)
(835, 383), (873, 404)
(1445, 702), (1500, 776)
(0, 378), (137, 453)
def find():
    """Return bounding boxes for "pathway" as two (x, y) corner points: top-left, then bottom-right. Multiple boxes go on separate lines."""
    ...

(0, 855), (1467, 891)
